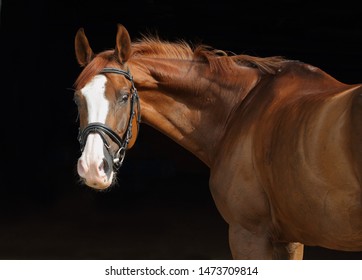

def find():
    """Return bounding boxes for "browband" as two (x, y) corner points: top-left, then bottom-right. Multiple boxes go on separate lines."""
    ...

(100, 67), (133, 81)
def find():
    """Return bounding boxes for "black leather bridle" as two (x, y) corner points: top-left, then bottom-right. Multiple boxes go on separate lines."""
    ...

(77, 67), (141, 171)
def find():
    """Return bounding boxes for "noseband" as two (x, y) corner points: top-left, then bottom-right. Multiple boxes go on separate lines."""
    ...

(78, 67), (141, 171)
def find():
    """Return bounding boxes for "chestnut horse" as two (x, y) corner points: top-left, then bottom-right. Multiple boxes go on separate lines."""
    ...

(73, 24), (362, 259)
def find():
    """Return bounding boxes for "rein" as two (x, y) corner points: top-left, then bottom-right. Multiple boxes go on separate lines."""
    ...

(78, 67), (141, 171)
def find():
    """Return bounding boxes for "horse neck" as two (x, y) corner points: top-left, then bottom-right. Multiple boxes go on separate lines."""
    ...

(129, 57), (259, 166)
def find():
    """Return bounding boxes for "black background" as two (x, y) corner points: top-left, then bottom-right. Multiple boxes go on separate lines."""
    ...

(1, 0), (362, 259)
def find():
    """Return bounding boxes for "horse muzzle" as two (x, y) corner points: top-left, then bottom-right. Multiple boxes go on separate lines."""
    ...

(76, 133), (116, 190)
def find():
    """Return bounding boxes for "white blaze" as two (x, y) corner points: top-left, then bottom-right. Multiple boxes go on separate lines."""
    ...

(81, 75), (109, 123)
(77, 75), (114, 188)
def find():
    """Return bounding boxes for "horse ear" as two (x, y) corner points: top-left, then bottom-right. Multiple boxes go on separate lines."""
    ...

(114, 24), (131, 64)
(75, 28), (94, 67)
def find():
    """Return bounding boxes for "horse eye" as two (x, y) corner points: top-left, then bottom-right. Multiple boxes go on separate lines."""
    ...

(118, 93), (129, 104)
(73, 95), (80, 106)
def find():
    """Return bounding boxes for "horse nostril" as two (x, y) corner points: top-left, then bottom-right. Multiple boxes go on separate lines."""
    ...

(102, 158), (110, 174)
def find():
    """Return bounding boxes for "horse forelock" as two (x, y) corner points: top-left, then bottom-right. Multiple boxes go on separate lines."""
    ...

(74, 51), (119, 90)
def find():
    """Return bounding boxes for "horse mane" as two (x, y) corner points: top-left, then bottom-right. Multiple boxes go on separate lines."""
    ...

(131, 35), (194, 60)
(75, 35), (287, 89)
(131, 35), (286, 75)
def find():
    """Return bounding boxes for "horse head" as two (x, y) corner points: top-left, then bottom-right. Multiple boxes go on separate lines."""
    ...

(74, 24), (140, 190)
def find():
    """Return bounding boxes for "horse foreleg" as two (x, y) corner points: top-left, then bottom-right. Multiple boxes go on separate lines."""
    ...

(228, 224), (273, 259)
(287, 242), (304, 260)
(272, 241), (304, 259)
(229, 224), (304, 259)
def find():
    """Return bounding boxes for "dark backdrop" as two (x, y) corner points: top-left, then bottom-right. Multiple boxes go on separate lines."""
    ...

(1, 0), (362, 259)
